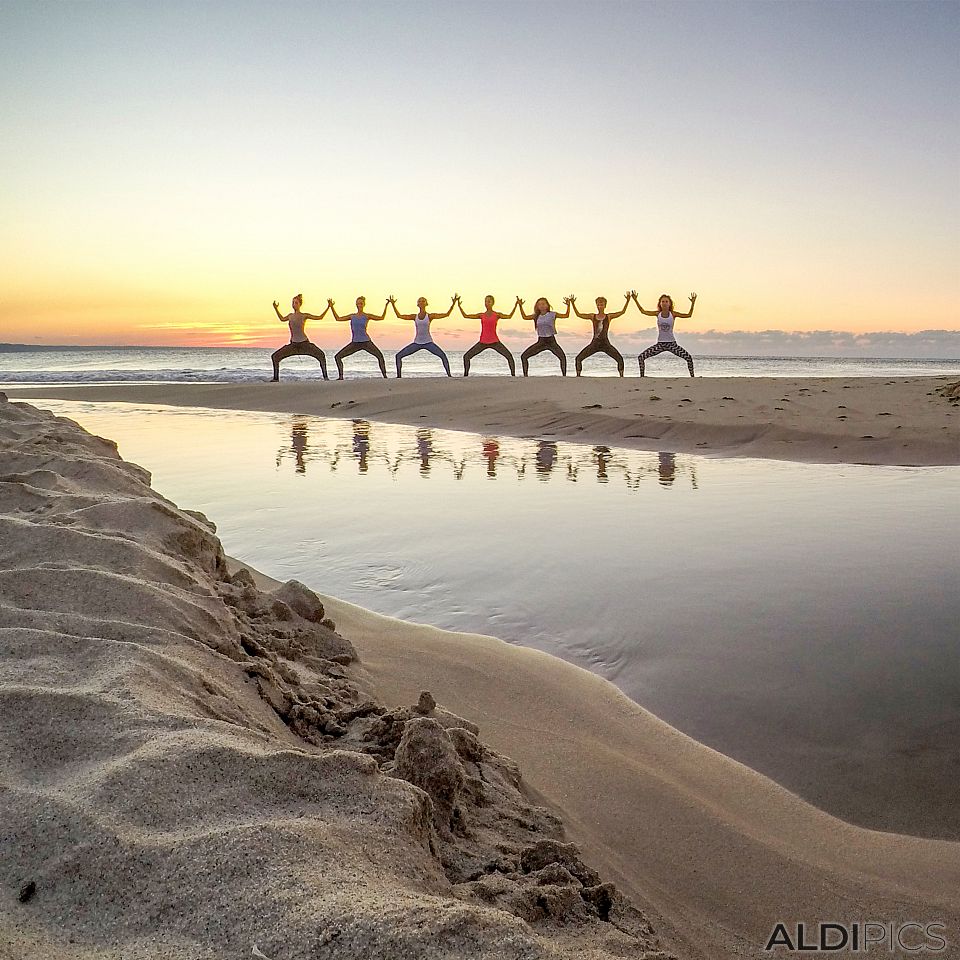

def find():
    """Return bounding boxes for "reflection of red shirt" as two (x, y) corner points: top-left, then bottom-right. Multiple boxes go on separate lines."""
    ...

(480, 311), (500, 344)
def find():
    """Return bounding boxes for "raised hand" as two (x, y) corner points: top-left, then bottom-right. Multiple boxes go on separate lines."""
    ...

(272, 301), (280, 310)
(451, 293), (459, 303)
(516, 297), (524, 306)
(387, 295), (395, 303)
(569, 294), (577, 302)
(327, 298), (334, 306)
(689, 292), (697, 302)
(624, 291), (632, 300)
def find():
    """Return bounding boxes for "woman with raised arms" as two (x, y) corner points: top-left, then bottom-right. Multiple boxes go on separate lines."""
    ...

(270, 294), (330, 381)
(519, 297), (570, 376)
(389, 295), (457, 378)
(633, 292), (698, 377)
(570, 292), (633, 377)
(457, 294), (519, 376)
(329, 295), (389, 379)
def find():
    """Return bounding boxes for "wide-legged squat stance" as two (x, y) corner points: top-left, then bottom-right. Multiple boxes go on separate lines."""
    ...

(571, 292), (632, 376)
(390, 295), (457, 377)
(634, 292), (698, 377)
(270, 294), (330, 381)
(519, 297), (570, 376)
(459, 295), (519, 376)
(330, 296), (389, 379)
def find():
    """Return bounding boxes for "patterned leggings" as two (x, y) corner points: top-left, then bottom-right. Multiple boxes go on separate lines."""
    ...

(335, 341), (387, 379)
(638, 341), (695, 377)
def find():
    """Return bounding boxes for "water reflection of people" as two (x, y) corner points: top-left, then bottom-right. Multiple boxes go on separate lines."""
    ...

(594, 445), (612, 483)
(482, 439), (500, 479)
(352, 420), (371, 473)
(275, 419), (311, 473)
(658, 451), (676, 486)
(416, 428), (434, 475)
(535, 440), (557, 478)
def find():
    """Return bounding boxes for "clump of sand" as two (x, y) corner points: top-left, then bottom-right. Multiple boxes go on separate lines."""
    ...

(0, 394), (673, 959)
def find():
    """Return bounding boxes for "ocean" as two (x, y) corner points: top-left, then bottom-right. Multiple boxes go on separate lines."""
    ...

(2, 345), (959, 384)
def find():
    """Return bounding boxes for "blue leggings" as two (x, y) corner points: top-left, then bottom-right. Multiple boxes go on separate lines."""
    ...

(395, 341), (452, 377)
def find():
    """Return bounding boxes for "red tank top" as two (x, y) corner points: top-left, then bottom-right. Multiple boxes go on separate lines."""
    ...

(479, 311), (499, 344)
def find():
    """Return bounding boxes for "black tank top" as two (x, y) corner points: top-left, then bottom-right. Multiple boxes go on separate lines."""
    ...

(591, 314), (611, 341)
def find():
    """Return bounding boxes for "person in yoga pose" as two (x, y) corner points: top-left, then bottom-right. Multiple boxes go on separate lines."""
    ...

(458, 294), (519, 376)
(519, 297), (570, 376)
(330, 296), (389, 379)
(270, 294), (330, 381)
(570, 292), (632, 377)
(633, 292), (698, 377)
(389, 295), (457, 377)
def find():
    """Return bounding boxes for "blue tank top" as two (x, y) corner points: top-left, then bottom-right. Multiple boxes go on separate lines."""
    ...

(350, 314), (370, 342)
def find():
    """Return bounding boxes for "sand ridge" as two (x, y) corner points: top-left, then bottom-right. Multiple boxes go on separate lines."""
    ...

(6, 376), (959, 466)
(0, 395), (673, 959)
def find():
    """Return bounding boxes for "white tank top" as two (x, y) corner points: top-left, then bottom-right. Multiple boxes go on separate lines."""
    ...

(657, 312), (676, 343)
(413, 313), (433, 344)
(287, 313), (308, 343)
(535, 311), (557, 338)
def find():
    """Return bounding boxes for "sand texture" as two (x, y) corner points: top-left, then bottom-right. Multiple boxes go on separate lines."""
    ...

(0, 395), (674, 959)
(7, 376), (959, 466)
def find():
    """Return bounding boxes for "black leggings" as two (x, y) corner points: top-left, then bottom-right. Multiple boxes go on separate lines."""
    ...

(335, 341), (387, 379)
(271, 341), (328, 380)
(575, 339), (624, 376)
(638, 341), (695, 377)
(521, 336), (567, 376)
(463, 341), (516, 376)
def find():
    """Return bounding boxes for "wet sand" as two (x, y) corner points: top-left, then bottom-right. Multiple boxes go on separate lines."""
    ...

(7, 375), (959, 466)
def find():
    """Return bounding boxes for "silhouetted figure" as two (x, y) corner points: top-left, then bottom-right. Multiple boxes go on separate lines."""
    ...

(519, 297), (570, 376)
(572, 293), (631, 377)
(270, 294), (329, 381)
(416, 428), (434, 475)
(390, 295), (456, 377)
(594, 445), (612, 482)
(331, 296), (389, 379)
(458, 295), (518, 376)
(634, 292), (697, 377)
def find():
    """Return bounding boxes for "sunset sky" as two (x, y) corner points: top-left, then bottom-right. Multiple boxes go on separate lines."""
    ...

(1, 0), (957, 349)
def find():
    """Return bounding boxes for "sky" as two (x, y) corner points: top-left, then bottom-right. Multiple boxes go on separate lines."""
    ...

(0, 0), (957, 351)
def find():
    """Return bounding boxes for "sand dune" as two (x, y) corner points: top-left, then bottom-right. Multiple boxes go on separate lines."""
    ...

(0, 395), (674, 958)
(7, 376), (959, 466)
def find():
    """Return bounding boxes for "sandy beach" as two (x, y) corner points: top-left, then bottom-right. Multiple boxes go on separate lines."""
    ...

(2, 391), (959, 959)
(6, 375), (959, 467)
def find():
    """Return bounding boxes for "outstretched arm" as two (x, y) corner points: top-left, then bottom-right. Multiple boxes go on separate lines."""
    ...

(673, 292), (698, 319)
(632, 292), (659, 317)
(431, 295), (458, 320)
(608, 292), (633, 320)
(388, 296), (414, 322)
(556, 298), (571, 320)
(516, 298), (531, 321)
(273, 301), (286, 322)
(304, 304), (331, 321)
(497, 299), (519, 320)
(368, 300), (389, 322)
(328, 300), (347, 322)
(569, 295), (590, 320)
(457, 297), (482, 320)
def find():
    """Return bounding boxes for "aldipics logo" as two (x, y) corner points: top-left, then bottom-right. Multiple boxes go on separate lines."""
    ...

(764, 922), (948, 953)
